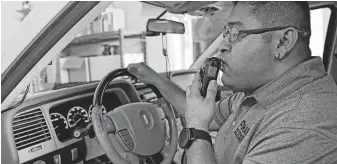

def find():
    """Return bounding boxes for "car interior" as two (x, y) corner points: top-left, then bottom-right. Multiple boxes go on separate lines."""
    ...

(1, 1), (337, 164)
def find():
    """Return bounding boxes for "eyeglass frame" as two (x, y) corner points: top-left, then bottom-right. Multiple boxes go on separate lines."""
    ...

(222, 26), (310, 43)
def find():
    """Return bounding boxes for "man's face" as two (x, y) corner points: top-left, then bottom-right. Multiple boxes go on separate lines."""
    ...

(218, 3), (275, 93)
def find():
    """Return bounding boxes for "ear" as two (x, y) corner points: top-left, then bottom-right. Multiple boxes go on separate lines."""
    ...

(275, 28), (299, 60)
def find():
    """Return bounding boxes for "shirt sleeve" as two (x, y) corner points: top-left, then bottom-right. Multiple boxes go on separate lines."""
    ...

(214, 92), (243, 126)
(242, 127), (337, 164)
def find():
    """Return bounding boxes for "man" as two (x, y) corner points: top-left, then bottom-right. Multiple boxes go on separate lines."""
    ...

(128, 1), (337, 163)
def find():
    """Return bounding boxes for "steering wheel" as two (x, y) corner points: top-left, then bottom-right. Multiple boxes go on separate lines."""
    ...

(91, 68), (178, 164)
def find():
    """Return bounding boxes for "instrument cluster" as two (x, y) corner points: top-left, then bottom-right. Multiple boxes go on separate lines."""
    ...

(49, 92), (121, 142)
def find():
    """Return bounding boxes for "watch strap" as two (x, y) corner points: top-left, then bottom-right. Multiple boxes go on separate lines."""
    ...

(191, 128), (212, 144)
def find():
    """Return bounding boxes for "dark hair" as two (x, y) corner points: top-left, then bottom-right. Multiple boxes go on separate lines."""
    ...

(234, 1), (311, 44)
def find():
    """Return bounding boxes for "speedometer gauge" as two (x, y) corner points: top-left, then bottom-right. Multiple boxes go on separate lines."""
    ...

(67, 106), (90, 128)
(50, 113), (69, 141)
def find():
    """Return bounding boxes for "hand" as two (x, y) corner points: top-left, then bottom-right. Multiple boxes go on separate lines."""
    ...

(185, 71), (217, 131)
(127, 63), (161, 85)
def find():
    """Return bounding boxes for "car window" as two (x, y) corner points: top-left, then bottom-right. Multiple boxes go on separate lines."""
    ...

(310, 8), (331, 58)
(1, 1), (69, 74)
(2, 1), (36, 45)
(10, 2), (330, 95)
(14, 2), (222, 94)
(27, 2), (164, 93)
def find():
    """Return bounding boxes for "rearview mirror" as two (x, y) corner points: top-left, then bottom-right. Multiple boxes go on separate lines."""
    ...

(146, 19), (185, 34)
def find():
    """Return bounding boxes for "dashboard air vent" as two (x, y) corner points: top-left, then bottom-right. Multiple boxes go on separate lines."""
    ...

(13, 108), (51, 151)
(172, 107), (179, 119)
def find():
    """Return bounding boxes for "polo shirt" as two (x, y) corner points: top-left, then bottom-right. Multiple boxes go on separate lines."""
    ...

(213, 57), (337, 163)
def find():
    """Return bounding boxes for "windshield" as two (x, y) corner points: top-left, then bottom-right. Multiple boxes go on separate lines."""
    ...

(4, 1), (331, 102)
(10, 1), (225, 94)
(2, 1), (37, 48)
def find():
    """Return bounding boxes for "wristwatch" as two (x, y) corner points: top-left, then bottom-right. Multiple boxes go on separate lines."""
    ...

(179, 128), (212, 149)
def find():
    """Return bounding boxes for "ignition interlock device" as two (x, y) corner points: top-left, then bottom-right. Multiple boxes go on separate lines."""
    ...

(199, 57), (222, 97)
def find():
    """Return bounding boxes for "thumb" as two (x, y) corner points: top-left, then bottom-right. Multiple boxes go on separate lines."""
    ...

(205, 80), (217, 102)
(127, 64), (138, 75)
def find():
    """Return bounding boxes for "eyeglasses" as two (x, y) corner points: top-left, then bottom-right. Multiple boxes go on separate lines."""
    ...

(222, 26), (310, 43)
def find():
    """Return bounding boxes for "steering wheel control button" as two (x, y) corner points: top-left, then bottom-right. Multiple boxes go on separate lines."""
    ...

(123, 135), (132, 140)
(118, 129), (135, 150)
(125, 139), (135, 150)
(125, 138), (133, 144)
(119, 129), (129, 135)
(53, 154), (61, 164)
(71, 148), (78, 161)
(127, 143), (135, 150)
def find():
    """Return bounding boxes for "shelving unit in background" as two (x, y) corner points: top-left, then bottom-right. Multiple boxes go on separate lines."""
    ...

(58, 29), (147, 83)
(28, 4), (151, 92)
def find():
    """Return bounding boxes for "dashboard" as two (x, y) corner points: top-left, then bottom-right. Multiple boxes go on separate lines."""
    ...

(49, 91), (123, 142)
(2, 71), (226, 164)
(1, 80), (156, 164)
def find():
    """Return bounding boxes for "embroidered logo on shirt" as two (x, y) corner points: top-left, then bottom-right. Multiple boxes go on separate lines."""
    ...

(234, 120), (249, 143)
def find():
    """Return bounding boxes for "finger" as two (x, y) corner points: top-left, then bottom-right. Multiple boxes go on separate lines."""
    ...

(193, 70), (201, 83)
(205, 80), (217, 103)
(128, 63), (139, 68)
(190, 71), (201, 95)
(127, 64), (139, 75)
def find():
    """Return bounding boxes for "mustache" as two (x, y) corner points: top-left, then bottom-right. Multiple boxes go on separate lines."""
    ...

(211, 52), (225, 62)
(212, 52), (226, 67)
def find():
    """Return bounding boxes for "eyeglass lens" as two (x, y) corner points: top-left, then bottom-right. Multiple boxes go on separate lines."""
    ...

(223, 27), (240, 42)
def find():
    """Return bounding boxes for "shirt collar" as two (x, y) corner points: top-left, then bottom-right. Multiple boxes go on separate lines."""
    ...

(249, 57), (327, 107)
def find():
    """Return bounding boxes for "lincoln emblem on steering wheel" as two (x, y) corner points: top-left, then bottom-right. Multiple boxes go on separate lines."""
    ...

(140, 110), (152, 128)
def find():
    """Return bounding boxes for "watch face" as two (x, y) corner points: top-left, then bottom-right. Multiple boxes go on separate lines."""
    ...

(179, 128), (190, 148)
